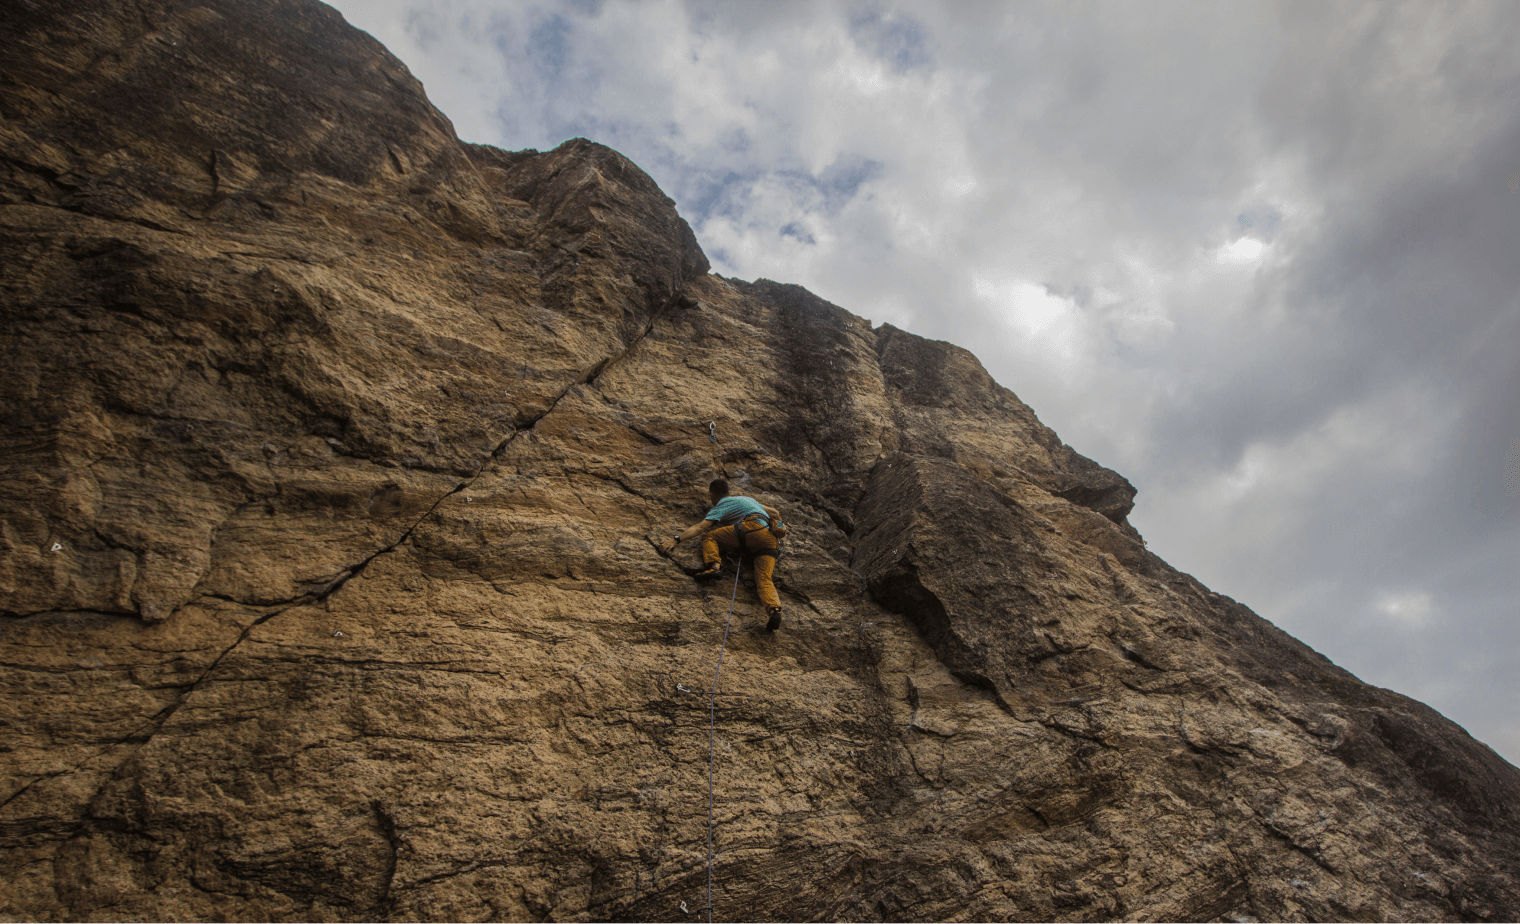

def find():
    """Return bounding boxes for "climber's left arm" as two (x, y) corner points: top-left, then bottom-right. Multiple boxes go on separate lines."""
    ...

(657, 519), (717, 555)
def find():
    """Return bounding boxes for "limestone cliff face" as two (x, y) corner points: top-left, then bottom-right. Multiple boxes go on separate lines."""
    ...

(2, 2), (1518, 921)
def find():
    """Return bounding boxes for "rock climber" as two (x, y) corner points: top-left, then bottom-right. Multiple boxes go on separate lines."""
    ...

(657, 478), (787, 632)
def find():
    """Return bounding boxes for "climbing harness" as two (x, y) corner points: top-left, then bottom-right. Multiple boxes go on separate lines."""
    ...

(733, 515), (781, 561)
(677, 557), (745, 922)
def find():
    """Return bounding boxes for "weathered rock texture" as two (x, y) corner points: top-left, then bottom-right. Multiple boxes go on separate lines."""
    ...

(2, 1), (1518, 921)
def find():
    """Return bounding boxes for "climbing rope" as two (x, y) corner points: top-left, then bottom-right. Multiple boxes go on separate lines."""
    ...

(689, 419), (740, 919)
(677, 550), (744, 922)
(706, 555), (742, 922)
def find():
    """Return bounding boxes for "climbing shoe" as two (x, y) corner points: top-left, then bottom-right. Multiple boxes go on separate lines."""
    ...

(766, 607), (783, 633)
(693, 564), (724, 582)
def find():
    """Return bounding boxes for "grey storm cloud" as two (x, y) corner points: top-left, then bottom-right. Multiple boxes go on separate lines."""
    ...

(328, 0), (1520, 764)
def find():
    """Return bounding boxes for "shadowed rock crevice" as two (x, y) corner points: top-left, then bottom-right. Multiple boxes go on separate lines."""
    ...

(742, 279), (865, 474)
(853, 453), (1062, 706)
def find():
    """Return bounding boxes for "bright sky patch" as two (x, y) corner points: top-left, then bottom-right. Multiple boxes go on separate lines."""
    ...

(1217, 237), (1266, 264)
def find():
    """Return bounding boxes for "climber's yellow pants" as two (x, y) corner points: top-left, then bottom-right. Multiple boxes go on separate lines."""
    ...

(702, 517), (781, 609)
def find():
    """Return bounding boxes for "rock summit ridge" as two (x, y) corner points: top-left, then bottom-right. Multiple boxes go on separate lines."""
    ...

(2, 1), (1519, 921)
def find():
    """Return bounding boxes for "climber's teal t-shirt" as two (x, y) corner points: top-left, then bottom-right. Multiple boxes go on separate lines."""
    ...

(705, 496), (766, 527)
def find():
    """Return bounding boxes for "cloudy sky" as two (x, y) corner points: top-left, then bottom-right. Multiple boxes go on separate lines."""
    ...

(327, 0), (1519, 764)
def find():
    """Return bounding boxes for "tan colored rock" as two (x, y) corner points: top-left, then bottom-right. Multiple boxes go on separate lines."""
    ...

(3, 1), (1519, 922)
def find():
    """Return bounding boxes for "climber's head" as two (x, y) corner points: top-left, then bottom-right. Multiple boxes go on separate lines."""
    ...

(708, 477), (729, 505)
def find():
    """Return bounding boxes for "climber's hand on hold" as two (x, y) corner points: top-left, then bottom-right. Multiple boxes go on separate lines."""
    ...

(660, 519), (715, 557)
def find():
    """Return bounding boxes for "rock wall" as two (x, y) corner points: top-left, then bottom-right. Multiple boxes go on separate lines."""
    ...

(3, 1), (1518, 921)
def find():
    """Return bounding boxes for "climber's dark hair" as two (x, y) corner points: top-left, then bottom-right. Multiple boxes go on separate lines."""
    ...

(709, 478), (729, 498)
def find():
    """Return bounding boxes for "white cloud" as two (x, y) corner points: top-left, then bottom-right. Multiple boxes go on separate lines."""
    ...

(1217, 237), (1266, 264)
(972, 275), (1089, 371)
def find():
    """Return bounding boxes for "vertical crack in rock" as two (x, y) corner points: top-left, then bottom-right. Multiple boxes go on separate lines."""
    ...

(372, 800), (401, 918)
(852, 453), (1037, 708)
